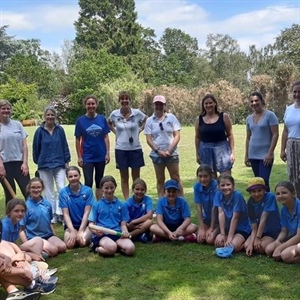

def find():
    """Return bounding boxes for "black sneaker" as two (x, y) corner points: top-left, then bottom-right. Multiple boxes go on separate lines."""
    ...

(6, 290), (40, 300)
(25, 282), (56, 295)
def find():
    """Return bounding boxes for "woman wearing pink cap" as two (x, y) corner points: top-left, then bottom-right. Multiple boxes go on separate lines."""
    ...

(144, 95), (183, 197)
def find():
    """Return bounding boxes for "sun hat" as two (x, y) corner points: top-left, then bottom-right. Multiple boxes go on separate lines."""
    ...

(215, 245), (234, 258)
(246, 177), (268, 192)
(164, 179), (180, 190)
(153, 95), (166, 104)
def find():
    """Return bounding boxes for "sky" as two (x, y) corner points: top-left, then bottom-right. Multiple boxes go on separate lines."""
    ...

(0, 0), (299, 54)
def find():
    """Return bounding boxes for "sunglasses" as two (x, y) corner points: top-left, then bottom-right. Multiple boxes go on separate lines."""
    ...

(159, 122), (164, 131)
(120, 96), (129, 100)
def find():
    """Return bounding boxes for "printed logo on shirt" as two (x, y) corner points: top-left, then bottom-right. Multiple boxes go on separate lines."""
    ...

(86, 124), (103, 137)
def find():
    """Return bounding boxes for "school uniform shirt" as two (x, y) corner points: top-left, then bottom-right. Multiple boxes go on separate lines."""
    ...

(247, 192), (281, 237)
(214, 190), (251, 234)
(281, 198), (300, 237)
(125, 195), (153, 222)
(193, 179), (218, 222)
(156, 196), (191, 225)
(59, 184), (95, 228)
(88, 198), (129, 232)
(74, 114), (110, 162)
(20, 197), (53, 240)
(1, 216), (20, 242)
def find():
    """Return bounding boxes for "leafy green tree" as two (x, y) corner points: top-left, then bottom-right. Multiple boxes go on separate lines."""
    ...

(275, 24), (300, 70)
(155, 28), (199, 87)
(75, 0), (143, 56)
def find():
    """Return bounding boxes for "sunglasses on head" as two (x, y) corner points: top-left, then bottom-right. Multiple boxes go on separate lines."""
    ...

(120, 96), (129, 100)
(159, 122), (164, 131)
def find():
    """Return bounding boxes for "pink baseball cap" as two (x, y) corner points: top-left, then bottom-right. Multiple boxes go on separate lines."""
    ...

(153, 95), (166, 104)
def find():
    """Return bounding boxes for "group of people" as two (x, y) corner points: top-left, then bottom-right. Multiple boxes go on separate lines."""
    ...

(0, 81), (300, 299)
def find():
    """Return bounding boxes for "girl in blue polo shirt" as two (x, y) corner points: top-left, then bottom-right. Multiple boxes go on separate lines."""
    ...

(59, 166), (94, 249)
(20, 178), (66, 257)
(125, 178), (153, 243)
(214, 174), (251, 252)
(88, 176), (135, 256)
(265, 181), (300, 263)
(194, 164), (219, 244)
(150, 179), (198, 242)
(2, 198), (44, 260)
(244, 177), (281, 256)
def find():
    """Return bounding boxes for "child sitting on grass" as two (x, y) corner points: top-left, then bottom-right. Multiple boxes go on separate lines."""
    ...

(88, 176), (135, 256)
(265, 181), (300, 263)
(125, 178), (153, 243)
(150, 179), (197, 242)
(244, 177), (281, 256)
(214, 174), (251, 252)
(2, 198), (45, 261)
(194, 165), (219, 244)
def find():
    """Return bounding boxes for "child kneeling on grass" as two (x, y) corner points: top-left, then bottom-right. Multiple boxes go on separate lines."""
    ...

(265, 181), (300, 263)
(244, 177), (281, 256)
(214, 174), (251, 252)
(150, 179), (197, 242)
(88, 176), (135, 257)
(125, 179), (153, 243)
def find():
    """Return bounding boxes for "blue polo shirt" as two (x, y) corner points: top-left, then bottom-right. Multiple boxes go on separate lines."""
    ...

(1, 217), (20, 242)
(88, 198), (129, 232)
(247, 192), (281, 237)
(156, 196), (191, 225)
(214, 190), (251, 234)
(20, 197), (53, 240)
(193, 179), (218, 221)
(59, 184), (95, 228)
(281, 198), (300, 237)
(125, 195), (153, 222)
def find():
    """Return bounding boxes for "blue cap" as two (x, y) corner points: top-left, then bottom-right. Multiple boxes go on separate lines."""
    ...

(164, 179), (180, 190)
(215, 245), (234, 258)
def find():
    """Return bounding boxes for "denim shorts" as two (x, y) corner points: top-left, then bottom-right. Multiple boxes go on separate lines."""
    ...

(150, 155), (179, 165)
(115, 149), (145, 169)
(199, 140), (232, 173)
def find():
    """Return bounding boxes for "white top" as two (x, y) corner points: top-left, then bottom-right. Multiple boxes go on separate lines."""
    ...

(144, 113), (181, 157)
(109, 108), (146, 150)
(0, 120), (27, 162)
(284, 104), (300, 138)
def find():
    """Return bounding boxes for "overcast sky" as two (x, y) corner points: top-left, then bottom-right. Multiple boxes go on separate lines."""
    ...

(1, 0), (299, 54)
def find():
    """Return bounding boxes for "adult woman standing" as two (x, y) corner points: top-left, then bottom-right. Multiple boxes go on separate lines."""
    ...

(32, 105), (71, 223)
(0, 100), (30, 204)
(195, 94), (235, 177)
(108, 91), (147, 199)
(281, 81), (300, 198)
(75, 95), (110, 200)
(244, 92), (279, 191)
(144, 95), (183, 197)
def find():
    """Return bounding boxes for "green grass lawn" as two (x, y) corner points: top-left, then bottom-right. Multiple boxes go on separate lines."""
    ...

(1, 125), (299, 300)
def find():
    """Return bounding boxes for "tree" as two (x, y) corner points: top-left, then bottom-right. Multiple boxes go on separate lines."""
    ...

(74, 0), (143, 56)
(204, 34), (249, 91)
(0, 25), (18, 71)
(274, 24), (300, 70)
(155, 28), (199, 87)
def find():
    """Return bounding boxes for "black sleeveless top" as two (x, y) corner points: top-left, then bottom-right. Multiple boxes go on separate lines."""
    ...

(199, 112), (228, 143)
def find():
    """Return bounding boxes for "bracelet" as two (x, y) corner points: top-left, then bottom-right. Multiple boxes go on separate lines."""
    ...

(220, 233), (226, 236)
(154, 149), (159, 153)
(256, 236), (262, 240)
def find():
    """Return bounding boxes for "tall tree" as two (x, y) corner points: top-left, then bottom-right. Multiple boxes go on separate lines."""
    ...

(274, 24), (300, 70)
(156, 28), (199, 87)
(0, 25), (18, 71)
(75, 0), (143, 56)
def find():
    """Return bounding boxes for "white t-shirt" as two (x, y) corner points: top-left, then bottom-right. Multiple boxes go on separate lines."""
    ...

(0, 120), (27, 162)
(284, 104), (300, 138)
(109, 108), (146, 150)
(144, 113), (181, 157)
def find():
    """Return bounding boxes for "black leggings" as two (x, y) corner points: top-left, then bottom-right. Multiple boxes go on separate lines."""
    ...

(1, 161), (30, 204)
(82, 161), (106, 189)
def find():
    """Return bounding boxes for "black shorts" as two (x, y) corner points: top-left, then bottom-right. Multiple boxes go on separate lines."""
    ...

(115, 149), (145, 169)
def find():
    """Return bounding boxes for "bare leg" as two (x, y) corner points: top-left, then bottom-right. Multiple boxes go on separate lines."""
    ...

(19, 237), (43, 255)
(166, 162), (183, 196)
(116, 238), (135, 256)
(128, 220), (153, 238)
(97, 237), (117, 256)
(153, 163), (165, 198)
(120, 169), (129, 200)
